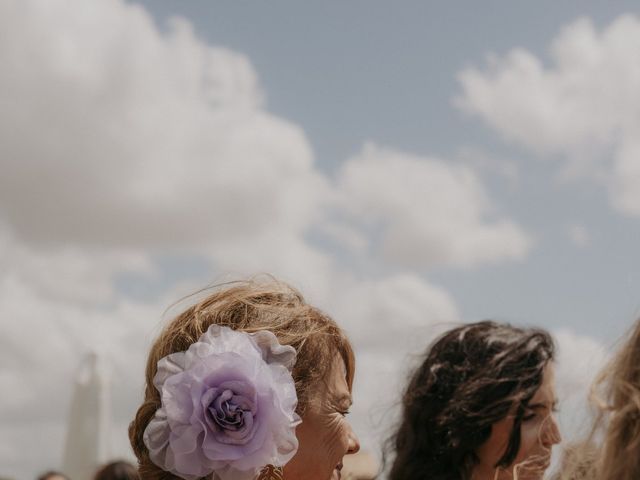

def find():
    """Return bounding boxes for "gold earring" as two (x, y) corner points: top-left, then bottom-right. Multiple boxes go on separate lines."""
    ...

(257, 465), (284, 480)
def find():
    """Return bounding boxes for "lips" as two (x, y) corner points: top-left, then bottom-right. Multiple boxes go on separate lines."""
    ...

(535, 456), (551, 468)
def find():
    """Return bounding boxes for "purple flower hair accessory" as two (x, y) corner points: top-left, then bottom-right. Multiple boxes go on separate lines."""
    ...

(143, 325), (301, 480)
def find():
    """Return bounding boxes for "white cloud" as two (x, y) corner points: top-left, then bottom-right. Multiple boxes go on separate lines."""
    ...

(0, 280), (142, 475)
(0, 3), (463, 473)
(457, 14), (640, 216)
(333, 144), (532, 268)
(329, 272), (459, 348)
(2, 422), (68, 478)
(0, 0), (326, 251)
(0, 0), (581, 477)
(0, 0), (535, 275)
(553, 329), (608, 440)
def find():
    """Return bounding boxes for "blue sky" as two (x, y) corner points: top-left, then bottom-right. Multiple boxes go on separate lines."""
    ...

(133, 0), (640, 341)
(1, 0), (640, 478)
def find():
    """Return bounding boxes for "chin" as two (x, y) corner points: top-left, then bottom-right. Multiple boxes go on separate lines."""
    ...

(326, 460), (345, 480)
(513, 465), (549, 480)
(521, 474), (545, 480)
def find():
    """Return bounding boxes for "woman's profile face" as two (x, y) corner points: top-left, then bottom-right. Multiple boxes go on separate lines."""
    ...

(473, 363), (562, 480)
(284, 356), (360, 480)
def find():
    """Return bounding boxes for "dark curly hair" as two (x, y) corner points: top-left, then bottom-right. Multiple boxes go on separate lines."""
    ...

(388, 320), (555, 480)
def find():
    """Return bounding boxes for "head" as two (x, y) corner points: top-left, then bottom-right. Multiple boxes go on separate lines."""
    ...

(37, 472), (69, 480)
(389, 320), (560, 480)
(596, 317), (640, 480)
(129, 279), (359, 480)
(560, 317), (640, 480)
(94, 461), (139, 480)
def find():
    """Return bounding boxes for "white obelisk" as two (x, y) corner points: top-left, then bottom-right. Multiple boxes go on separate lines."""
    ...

(62, 351), (111, 480)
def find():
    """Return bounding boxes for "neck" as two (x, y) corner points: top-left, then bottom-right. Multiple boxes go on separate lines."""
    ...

(471, 465), (502, 480)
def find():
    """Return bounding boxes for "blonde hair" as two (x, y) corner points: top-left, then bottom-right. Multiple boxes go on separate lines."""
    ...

(557, 318), (640, 480)
(128, 278), (355, 480)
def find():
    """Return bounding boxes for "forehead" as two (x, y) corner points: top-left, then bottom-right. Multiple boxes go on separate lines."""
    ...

(529, 363), (556, 404)
(323, 356), (352, 403)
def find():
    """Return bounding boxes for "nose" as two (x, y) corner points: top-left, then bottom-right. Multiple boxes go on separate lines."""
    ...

(541, 414), (562, 447)
(347, 429), (360, 455)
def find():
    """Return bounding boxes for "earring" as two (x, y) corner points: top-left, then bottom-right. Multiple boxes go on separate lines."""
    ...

(257, 465), (284, 480)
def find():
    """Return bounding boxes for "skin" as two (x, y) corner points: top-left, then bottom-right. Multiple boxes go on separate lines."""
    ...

(284, 356), (361, 480)
(473, 363), (562, 480)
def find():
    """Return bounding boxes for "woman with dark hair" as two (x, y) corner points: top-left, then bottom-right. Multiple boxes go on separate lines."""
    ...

(389, 320), (561, 480)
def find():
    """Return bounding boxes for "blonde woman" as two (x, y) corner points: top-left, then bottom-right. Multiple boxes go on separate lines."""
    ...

(129, 279), (360, 480)
(558, 318), (640, 480)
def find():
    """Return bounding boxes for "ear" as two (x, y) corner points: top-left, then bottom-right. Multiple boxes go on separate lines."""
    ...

(257, 465), (284, 480)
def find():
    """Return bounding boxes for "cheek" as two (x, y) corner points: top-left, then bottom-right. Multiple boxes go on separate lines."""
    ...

(287, 414), (351, 478)
(477, 418), (513, 466)
(505, 421), (553, 480)
(519, 426), (536, 457)
(320, 415), (351, 456)
(515, 421), (544, 461)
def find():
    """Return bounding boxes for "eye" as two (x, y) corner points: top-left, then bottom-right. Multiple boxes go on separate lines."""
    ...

(339, 410), (351, 417)
(523, 412), (537, 422)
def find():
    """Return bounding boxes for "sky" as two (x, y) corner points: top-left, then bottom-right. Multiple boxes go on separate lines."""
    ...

(1, 0), (640, 478)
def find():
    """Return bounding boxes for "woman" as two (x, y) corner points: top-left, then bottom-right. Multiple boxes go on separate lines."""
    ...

(388, 320), (561, 480)
(558, 317), (640, 480)
(129, 279), (360, 480)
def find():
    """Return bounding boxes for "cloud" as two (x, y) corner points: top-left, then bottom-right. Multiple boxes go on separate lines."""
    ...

(330, 272), (459, 347)
(0, 0), (326, 251)
(553, 329), (609, 438)
(2, 422), (68, 477)
(0, 2), (465, 474)
(456, 14), (640, 216)
(0, 252), (187, 477)
(332, 144), (532, 268)
(0, 0), (596, 477)
(0, 0), (532, 275)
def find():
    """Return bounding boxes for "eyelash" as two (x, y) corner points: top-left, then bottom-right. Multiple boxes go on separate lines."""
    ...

(523, 406), (559, 422)
(339, 410), (351, 417)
